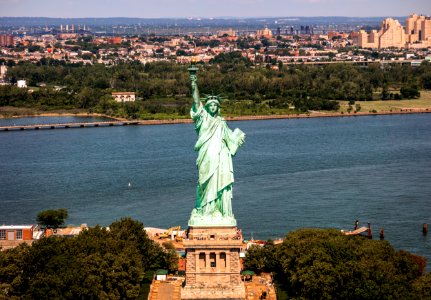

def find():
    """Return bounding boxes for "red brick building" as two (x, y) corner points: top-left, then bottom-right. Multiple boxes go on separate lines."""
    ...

(0, 225), (37, 249)
(0, 34), (14, 47)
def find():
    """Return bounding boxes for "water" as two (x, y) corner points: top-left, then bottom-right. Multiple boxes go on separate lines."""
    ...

(0, 114), (430, 268)
(0, 116), (113, 126)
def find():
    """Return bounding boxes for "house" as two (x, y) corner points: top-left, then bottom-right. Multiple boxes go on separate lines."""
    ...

(112, 92), (136, 102)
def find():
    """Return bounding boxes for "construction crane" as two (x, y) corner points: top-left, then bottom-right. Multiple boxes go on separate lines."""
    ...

(159, 226), (181, 240)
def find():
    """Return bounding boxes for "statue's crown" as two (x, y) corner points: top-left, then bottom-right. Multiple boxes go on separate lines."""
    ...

(202, 94), (225, 106)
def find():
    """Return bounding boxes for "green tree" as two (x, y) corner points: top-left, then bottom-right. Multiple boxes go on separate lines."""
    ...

(210, 51), (252, 67)
(381, 84), (389, 100)
(36, 208), (68, 229)
(2, 60), (428, 117)
(243, 245), (266, 273)
(0, 217), (177, 299)
(243, 241), (277, 274)
(274, 229), (424, 300)
(400, 85), (420, 99)
(413, 272), (431, 299)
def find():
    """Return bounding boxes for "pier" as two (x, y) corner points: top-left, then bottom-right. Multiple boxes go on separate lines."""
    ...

(0, 121), (140, 131)
(0, 119), (193, 132)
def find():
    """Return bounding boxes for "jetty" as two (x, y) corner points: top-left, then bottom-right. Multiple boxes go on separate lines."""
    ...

(0, 121), (140, 131)
(0, 119), (195, 132)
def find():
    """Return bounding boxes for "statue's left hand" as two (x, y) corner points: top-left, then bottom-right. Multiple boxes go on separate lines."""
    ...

(190, 74), (197, 83)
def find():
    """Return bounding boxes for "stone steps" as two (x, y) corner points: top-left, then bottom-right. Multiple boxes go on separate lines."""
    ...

(148, 280), (160, 300)
(172, 282), (181, 300)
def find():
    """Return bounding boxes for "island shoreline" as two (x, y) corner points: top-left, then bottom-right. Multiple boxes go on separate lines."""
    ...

(1, 109), (431, 126)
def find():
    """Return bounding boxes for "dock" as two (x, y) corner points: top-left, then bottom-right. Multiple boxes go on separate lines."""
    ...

(0, 121), (138, 131)
(0, 119), (194, 132)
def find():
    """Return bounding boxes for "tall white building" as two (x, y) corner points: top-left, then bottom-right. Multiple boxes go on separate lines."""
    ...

(0, 64), (7, 80)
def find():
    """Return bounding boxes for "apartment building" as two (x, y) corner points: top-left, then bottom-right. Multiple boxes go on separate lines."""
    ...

(358, 18), (405, 49)
(0, 34), (14, 47)
(357, 14), (431, 49)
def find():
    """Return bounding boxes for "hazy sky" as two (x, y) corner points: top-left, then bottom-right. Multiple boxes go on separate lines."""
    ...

(0, 0), (430, 18)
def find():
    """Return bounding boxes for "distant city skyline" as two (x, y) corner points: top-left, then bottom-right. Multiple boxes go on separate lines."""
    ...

(0, 0), (430, 18)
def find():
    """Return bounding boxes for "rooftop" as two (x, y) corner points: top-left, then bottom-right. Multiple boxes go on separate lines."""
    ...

(0, 225), (35, 230)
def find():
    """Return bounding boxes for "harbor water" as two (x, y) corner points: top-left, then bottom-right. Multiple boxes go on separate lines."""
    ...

(0, 114), (430, 268)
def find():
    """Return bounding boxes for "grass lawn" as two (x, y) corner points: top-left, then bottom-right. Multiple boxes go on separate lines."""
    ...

(0, 106), (89, 117)
(3, 91), (431, 120)
(338, 90), (431, 113)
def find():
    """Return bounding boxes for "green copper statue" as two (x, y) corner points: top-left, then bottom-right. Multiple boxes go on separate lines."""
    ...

(188, 60), (245, 226)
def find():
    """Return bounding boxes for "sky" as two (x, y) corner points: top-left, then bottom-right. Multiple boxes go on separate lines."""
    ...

(0, 0), (430, 18)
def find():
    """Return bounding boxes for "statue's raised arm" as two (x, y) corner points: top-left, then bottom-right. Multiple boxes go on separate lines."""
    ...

(187, 58), (245, 227)
(188, 59), (201, 112)
(190, 74), (201, 112)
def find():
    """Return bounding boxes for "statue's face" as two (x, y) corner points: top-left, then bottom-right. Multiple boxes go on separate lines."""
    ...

(207, 102), (219, 116)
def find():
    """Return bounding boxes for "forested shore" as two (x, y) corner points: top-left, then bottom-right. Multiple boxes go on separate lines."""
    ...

(1, 53), (430, 120)
(1, 222), (430, 299)
(245, 229), (431, 299)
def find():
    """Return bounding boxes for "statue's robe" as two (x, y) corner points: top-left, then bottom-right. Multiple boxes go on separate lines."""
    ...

(191, 106), (243, 217)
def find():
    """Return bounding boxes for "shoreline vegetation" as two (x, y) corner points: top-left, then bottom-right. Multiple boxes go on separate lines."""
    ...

(1, 58), (431, 121)
(1, 58), (431, 123)
(1, 103), (430, 125)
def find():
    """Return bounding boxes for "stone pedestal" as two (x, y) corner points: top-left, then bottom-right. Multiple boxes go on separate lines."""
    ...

(181, 226), (245, 300)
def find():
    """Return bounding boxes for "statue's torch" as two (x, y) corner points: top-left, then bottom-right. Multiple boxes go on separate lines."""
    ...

(188, 57), (198, 77)
(188, 57), (199, 92)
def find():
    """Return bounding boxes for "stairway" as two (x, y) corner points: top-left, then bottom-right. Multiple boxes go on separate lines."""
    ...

(148, 279), (182, 300)
(148, 280), (160, 300)
(172, 281), (182, 300)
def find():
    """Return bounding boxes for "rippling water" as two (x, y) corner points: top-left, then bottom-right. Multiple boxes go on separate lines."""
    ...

(0, 114), (430, 267)
(0, 116), (113, 126)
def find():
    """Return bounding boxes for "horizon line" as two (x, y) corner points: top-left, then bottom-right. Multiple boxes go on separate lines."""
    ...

(0, 15), (412, 19)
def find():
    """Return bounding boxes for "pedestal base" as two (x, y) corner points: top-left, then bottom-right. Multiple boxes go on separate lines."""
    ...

(182, 225), (245, 300)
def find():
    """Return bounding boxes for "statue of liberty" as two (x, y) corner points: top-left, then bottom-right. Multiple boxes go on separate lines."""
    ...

(188, 61), (245, 226)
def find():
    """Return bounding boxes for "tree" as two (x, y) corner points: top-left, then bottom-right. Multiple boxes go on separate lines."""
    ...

(243, 245), (267, 273)
(36, 208), (68, 229)
(0, 217), (177, 299)
(274, 229), (424, 300)
(355, 103), (362, 112)
(400, 85), (420, 99)
(81, 53), (93, 60)
(210, 51), (252, 67)
(381, 84), (389, 100)
(2, 60), (428, 117)
(176, 49), (188, 56)
(243, 241), (278, 275)
(413, 272), (431, 299)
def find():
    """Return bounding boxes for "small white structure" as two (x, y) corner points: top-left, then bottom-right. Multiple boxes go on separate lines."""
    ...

(17, 80), (27, 88)
(155, 269), (168, 281)
(112, 92), (136, 102)
(0, 64), (7, 79)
